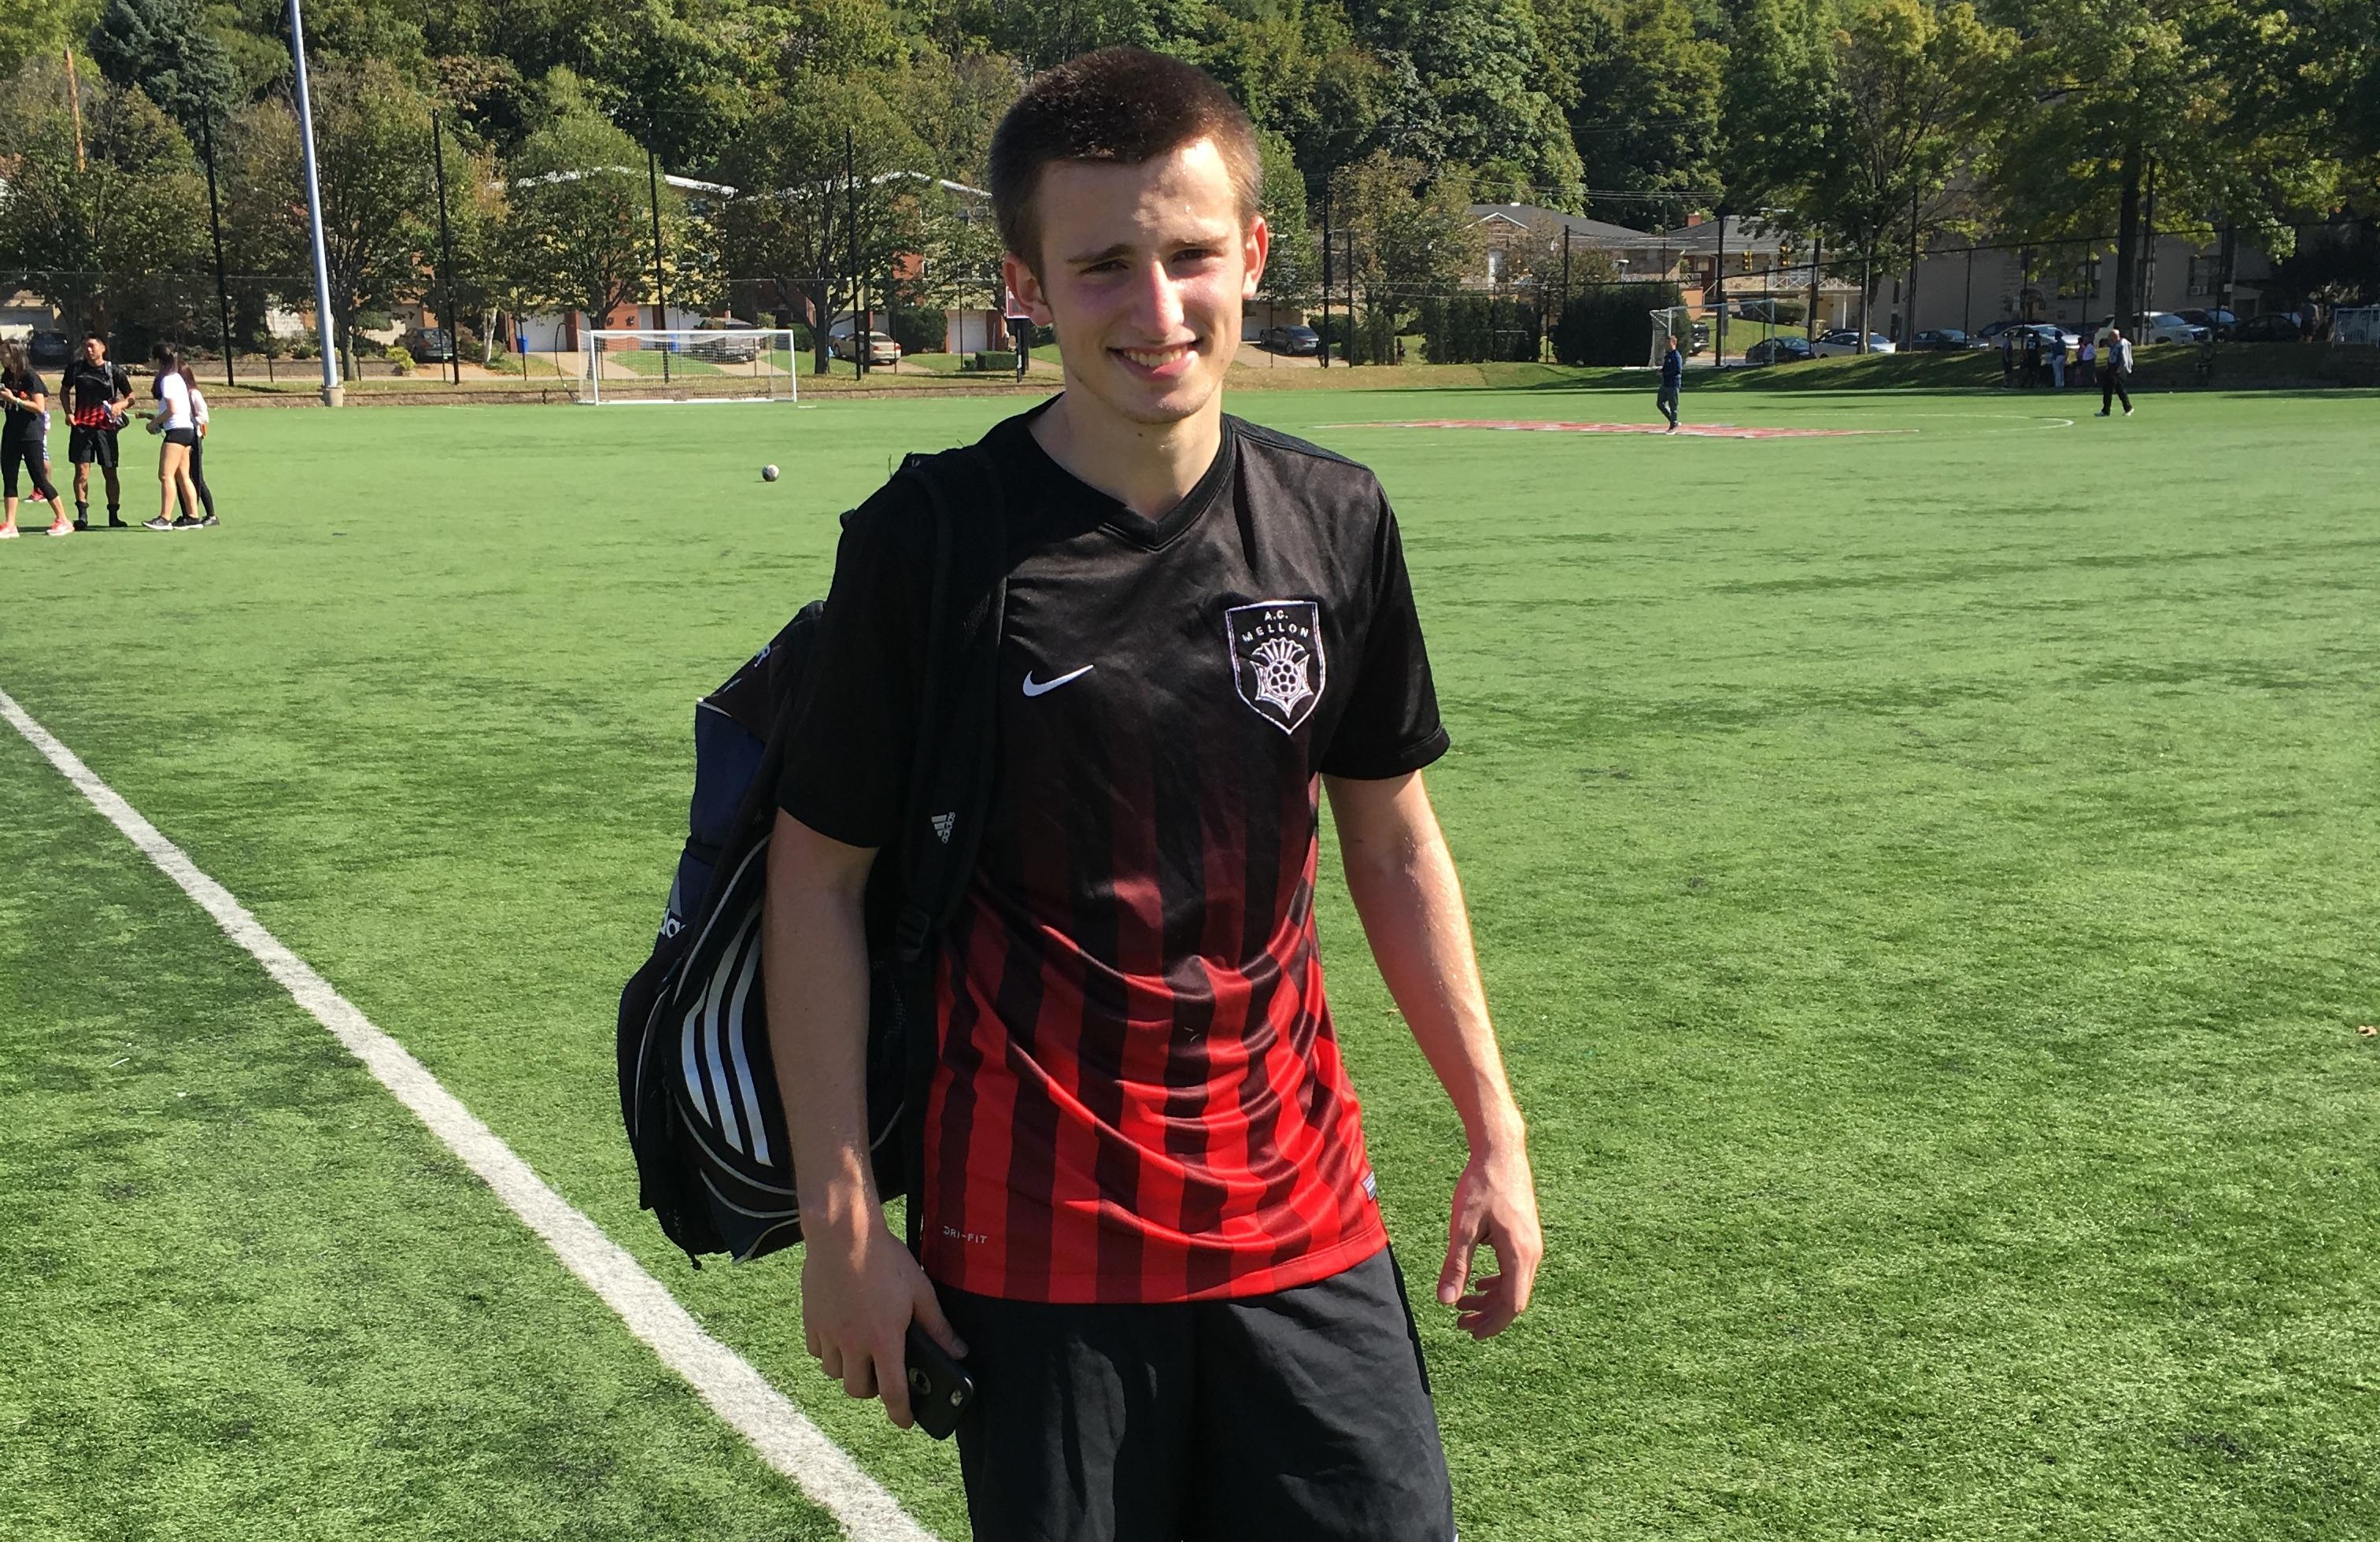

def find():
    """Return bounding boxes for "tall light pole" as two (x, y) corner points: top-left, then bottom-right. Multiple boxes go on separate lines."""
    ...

(286, 0), (342, 405)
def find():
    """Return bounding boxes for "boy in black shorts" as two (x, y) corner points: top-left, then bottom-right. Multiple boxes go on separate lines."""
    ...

(61, 334), (132, 529)
(764, 48), (1541, 1542)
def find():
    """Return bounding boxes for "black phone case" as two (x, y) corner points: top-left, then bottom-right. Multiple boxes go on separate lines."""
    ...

(904, 1323), (977, 1440)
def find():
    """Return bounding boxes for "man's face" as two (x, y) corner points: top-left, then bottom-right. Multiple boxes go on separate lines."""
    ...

(1003, 139), (1266, 427)
(83, 336), (103, 363)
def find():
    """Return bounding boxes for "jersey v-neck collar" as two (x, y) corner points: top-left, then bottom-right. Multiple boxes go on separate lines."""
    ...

(1010, 396), (1237, 552)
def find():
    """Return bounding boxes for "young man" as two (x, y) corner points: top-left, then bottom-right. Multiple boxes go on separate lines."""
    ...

(61, 334), (132, 529)
(763, 47), (1539, 1541)
(2097, 325), (2134, 416)
(1658, 336), (1683, 431)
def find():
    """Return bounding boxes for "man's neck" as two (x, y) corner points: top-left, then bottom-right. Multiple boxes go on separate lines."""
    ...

(1030, 390), (1225, 521)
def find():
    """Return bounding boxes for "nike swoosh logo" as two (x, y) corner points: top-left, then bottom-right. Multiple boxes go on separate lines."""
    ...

(1021, 664), (1095, 697)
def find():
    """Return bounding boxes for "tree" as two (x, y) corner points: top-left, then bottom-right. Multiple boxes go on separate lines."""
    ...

(0, 56), (208, 335)
(1256, 128), (1321, 304)
(711, 78), (931, 374)
(1328, 150), (1484, 353)
(86, 0), (236, 142)
(1989, 0), (2347, 330)
(1357, 0), (1585, 202)
(1, 0), (99, 76)
(508, 102), (687, 349)
(1718, 0), (1837, 209)
(238, 60), (442, 379)
(1547, 0), (1721, 222)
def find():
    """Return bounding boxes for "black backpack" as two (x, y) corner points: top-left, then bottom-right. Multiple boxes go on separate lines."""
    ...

(617, 446), (1007, 1264)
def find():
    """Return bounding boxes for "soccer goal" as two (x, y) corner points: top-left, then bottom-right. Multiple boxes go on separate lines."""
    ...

(578, 329), (801, 404)
(2334, 305), (2379, 349)
(1650, 300), (1815, 367)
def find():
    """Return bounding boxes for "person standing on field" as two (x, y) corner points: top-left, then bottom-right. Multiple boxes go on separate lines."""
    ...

(2097, 325), (2134, 416)
(139, 342), (203, 530)
(181, 365), (220, 525)
(1658, 335), (1683, 431)
(61, 333), (132, 528)
(0, 339), (73, 538)
(764, 47), (1539, 1542)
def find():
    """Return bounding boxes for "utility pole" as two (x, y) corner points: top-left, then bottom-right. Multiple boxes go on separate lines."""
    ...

(1560, 224), (1572, 359)
(431, 112), (461, 386)
(1963, 243), (1974, 336)
(286, 0), (342, 406)
(1714, 208), (1728, 364)
(2138, 152), (2159, 338)
(1807, 232), (1822, 342)
(198, 99), (236, 386)
(646, 142), (671, 383)
(1905, 190), (1921, 347)
(1319, 183), (1331, 369)
(846, 126), (864, 379)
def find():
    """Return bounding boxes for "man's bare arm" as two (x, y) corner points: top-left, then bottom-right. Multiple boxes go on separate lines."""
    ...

(762, 810), (964, 1427)
(1325, 770), (1542, 1338)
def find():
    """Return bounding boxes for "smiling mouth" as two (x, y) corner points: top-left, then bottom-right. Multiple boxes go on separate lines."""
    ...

(1115, 342), (1196, 372)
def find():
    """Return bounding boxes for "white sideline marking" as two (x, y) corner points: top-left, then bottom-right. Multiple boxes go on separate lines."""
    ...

(0, 687), (933, 1542)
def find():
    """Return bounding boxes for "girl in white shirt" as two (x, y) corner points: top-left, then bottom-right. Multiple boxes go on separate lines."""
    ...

(140, 342), (202, 530)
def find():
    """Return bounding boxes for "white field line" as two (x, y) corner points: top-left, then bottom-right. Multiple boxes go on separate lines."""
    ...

(0, 687), (933, 1542)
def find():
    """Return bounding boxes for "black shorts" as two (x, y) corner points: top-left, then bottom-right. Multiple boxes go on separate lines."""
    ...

(938, 1246), (1454, 1542)
(163, 426), (198, 447)
(68, 423), (120, 468)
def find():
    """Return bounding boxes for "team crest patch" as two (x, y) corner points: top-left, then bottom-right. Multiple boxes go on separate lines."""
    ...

(1225, 600), (1326, 734)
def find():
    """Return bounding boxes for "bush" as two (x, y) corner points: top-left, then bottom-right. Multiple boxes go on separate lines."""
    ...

(966, 350), (1018, 372)
(387, 346), (415, 375)
(889, 306), (944, 355)
(1419, 296), (1543, 363)
(1553, 282), (1683, 366)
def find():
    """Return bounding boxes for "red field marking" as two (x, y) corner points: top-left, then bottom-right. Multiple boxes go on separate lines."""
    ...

(1366, 418), (1885, 439)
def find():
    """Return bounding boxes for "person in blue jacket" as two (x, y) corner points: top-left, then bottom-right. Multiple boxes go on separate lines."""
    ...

(1658, 336), (1683, 432)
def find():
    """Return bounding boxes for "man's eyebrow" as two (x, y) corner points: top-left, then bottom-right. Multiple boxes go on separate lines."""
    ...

(1059, 228), (1238, 267)
(1060, 242), (1138, 266)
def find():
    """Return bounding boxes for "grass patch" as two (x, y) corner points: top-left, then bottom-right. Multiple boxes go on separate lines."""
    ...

(4, 386), (2376, 1537)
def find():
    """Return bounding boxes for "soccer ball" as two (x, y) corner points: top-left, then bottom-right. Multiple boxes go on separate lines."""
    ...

(761, 464), (780, 483)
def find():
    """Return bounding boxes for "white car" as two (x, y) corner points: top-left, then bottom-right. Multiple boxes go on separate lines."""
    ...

(2094, 312), (2208, 347)
(1813, 330), (1897, 356)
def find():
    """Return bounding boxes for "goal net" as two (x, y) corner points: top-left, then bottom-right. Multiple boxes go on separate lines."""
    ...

(2334, 305), (2379, 349)
(578, 329), (800, 403)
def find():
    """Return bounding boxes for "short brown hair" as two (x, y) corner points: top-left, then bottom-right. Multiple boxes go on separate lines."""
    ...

(988, 47), (1262, 272)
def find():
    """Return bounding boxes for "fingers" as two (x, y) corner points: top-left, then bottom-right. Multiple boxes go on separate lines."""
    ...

(1436, 1230), (1475, 1307)
(875, 1331), (915, 1429)
(911, 1282), (969, 1359)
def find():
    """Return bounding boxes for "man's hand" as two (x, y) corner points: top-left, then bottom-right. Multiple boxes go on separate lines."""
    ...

(801, 1218), (968, 1429)
(1436, 1141), (1542, 1339)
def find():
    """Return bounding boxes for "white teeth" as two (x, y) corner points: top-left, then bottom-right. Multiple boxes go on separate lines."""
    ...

(1121, 346), (1188, 368)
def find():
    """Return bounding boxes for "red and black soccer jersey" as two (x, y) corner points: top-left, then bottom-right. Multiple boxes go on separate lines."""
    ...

(779, 401), (1447, 1303)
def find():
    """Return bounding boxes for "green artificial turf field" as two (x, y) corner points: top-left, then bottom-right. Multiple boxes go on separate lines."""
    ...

(4, 383), (2377, 1540)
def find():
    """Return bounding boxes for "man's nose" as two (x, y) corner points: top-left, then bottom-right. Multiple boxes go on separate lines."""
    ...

(1127, 259), (1188, 337)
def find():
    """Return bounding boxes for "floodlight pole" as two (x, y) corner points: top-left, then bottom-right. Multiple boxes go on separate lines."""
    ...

(198, 99), (236, 386)
(286, 0), (342, 406)
(647, 142), (671, 383)
(431, 111), (461, 385)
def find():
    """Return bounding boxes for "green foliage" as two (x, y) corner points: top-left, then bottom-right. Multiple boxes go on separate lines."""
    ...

(1417, 293), (1540, 361)
(87, 0), (237, 140)
(0, 56), (208, 332)
(0, 0), (99, 76)
(508, 106), (675, 330)
(1551, 277), (1679, 362)
(1329, 150), (1485, 331)
(1553, 0), (1721, 214)
(1256, 128), (1321, 302)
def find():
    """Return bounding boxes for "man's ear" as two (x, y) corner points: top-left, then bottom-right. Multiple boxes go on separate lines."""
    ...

(1241, 214), (1270, 301)
(1003, 252), (1055, 327)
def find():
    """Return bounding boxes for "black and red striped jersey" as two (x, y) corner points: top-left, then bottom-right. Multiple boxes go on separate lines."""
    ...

(780, 401), (1447, 1303)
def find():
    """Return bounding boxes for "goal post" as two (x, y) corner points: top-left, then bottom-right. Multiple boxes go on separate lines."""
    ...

(578, 329), (801, 404)
(1651, 298), (1820, 367)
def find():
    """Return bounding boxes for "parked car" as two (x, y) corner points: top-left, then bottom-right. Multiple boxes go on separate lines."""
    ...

(2230, 311), (2304, 342)
(405, 327), (456, 363)
(1972, 318), (2027, 345)
(1813, 329), (1896, 356)
(1909, 328), (1969, 351)
(2172, 307), (2238, 338)
(1743, 335), (1816, 365)
(27, 329), (71, 366)
(1732, 298), (1796, 324)
(1260, 324), (1321, 356)
(830, 329), (902, 365)
(2089, 312), (2207, 346)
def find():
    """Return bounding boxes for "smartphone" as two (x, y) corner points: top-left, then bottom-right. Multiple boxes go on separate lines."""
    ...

(903, 1324), (977, 1440)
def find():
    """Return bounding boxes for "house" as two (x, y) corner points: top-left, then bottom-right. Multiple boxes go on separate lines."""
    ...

(1469, 205), (1673, 287)
(1901, 230), (2282, 338)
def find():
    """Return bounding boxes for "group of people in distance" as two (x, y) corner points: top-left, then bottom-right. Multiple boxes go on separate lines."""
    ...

(0, 334), (219, 539)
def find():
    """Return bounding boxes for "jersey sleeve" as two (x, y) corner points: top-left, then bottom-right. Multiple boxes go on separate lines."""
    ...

(774, 489), (933, 849)
(1319, 494), (1449, 780)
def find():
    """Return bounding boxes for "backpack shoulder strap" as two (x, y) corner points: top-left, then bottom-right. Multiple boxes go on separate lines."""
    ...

(883, 442), (1007, 1253)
